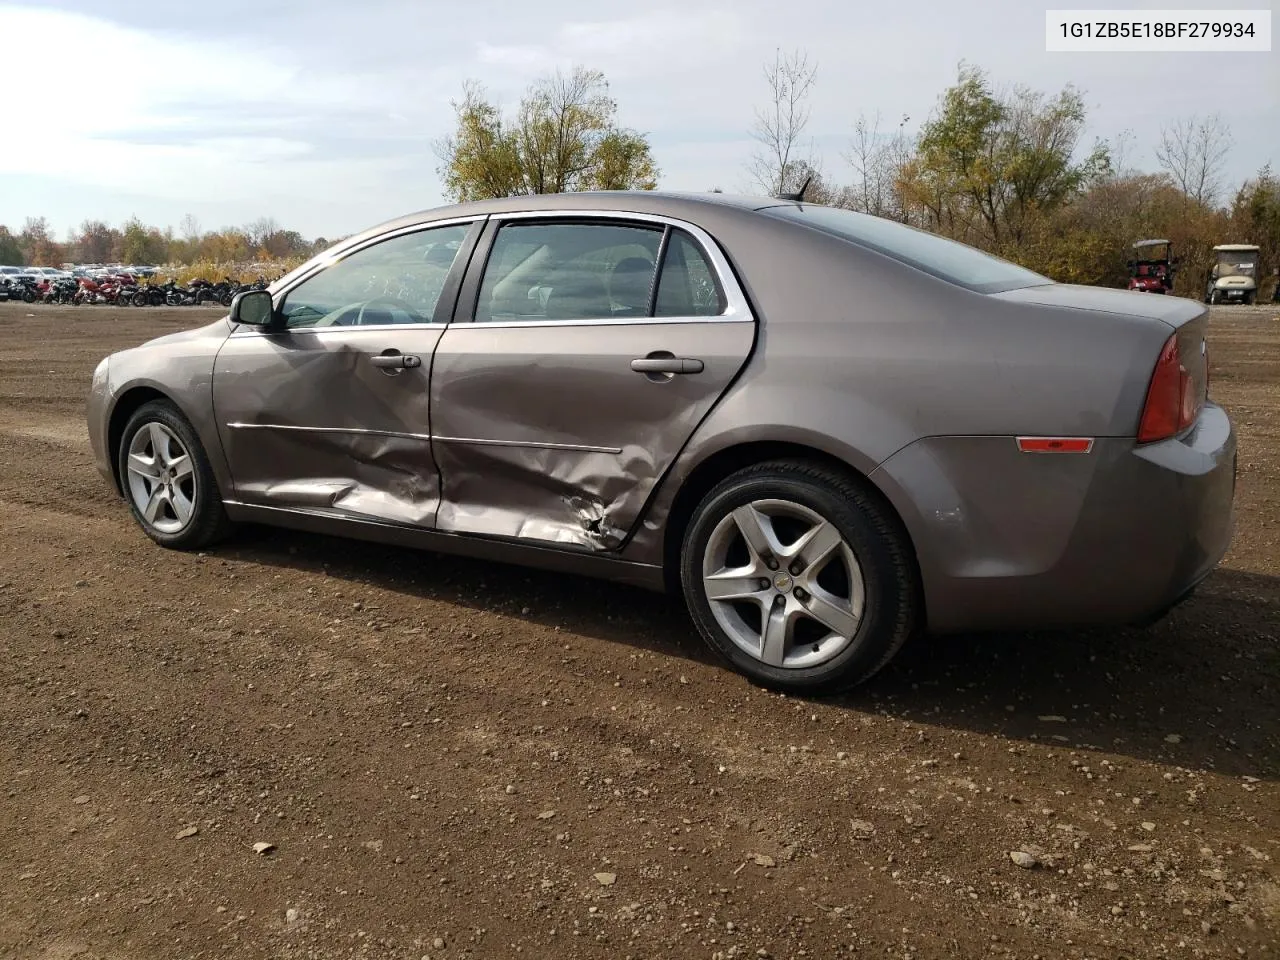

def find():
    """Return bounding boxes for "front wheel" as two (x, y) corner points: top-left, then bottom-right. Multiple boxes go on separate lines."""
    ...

(117, 401), (233, 549)
(680, 460), (919, 694)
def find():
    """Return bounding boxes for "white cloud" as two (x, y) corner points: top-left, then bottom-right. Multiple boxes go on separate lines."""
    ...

(0, 0), (1274, 239)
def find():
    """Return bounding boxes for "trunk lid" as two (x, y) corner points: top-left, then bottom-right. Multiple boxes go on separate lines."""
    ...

(994, 282), (1204, 328)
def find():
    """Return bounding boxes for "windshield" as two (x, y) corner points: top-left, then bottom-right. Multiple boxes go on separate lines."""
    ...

(760, 204), (1052, 293)
(1215, 250), (1258, 277)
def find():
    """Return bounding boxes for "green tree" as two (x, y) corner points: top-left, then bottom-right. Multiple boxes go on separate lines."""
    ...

(120, 217), (168, 265)
(902, 63), (1106, 248)
(1231, 164), (1280, 299)
(0, 226), (23, 265)
(436, 67), (658, 201)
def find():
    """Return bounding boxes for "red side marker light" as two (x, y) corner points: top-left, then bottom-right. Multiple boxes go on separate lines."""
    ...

(1016, 437), (1094, 454)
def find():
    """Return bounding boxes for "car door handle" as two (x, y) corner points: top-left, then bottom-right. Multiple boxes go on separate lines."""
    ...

(370, 354), (421, 369)
(630, 356), (704, 374)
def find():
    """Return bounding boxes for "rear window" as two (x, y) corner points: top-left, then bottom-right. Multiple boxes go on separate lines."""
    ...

(761, 204), (1052, 294)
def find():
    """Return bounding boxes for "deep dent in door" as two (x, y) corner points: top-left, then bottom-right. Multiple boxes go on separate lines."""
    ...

(254, 431), (438, 525)
(433, 439), (660, 549)
(212, 328), (442, 526)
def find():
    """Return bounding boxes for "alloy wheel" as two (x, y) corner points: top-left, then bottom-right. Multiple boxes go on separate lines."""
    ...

(701, 498), (865, 670)
(125, 422), (197, 534)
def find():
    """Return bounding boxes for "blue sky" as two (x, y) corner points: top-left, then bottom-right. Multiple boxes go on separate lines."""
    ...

(1, 0), (1275, 240)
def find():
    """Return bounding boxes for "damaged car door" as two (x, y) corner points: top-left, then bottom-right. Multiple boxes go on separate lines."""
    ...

(429, 213), (755, 549)
(212, 220), (480, 526)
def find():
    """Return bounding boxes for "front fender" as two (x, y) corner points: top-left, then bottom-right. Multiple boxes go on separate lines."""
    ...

(94, 319), (234, 499)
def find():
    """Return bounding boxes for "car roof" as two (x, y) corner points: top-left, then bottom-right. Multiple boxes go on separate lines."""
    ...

(1133, 239), (1170, 248)
(360, 190), (797, 237)
(1213, 244), (1260, 252)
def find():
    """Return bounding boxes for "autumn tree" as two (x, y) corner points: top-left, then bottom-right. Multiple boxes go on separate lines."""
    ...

(436, 67), (658, 201)
(747, 48), (820, 196)
(75, 220), (119, 263)
(20, 216), (61, 265)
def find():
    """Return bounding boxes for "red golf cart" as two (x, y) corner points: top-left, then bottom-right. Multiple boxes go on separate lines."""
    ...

(1127, 239), (1176, 294)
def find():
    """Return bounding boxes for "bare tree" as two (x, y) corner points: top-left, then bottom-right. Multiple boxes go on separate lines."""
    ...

(747, 48), (819, 196)
(1155, 114), (1233, 207)
(845, 111), (913, 219)
(180, 214), (203, 244)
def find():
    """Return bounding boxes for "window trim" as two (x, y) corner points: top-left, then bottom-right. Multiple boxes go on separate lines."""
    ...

(230, 216), (485, 337)
(454, 210), (752, 328)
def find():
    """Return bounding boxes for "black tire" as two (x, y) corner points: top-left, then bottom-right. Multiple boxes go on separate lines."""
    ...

(117, 400), (233, 549)
(22, 290), (35, 303)
(1242, 292), (1254, 306)
(680, 460), (918, 695)
(132, 291), (147, 307)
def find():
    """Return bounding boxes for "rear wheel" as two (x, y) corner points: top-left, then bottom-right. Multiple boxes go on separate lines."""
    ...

(117, 401), (233, 549)
(681, 460), (918, 694)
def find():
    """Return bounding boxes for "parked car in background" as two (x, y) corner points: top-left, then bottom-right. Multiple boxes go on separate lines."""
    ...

(85, 191), (1236, 693)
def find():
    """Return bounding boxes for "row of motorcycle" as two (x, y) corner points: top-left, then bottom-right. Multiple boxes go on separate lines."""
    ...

(0, 274), (273, 307)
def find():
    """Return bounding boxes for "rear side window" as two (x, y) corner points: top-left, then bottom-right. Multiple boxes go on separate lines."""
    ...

(475, 221), (663, 322)
(474, 220), (727, 322)
(761, 204), (1051, 294)
(655, 229), (726, 317)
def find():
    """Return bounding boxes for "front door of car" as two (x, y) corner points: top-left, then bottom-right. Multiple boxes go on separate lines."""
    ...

(429, 215), (755, 549)
(212, 219), (481, 526)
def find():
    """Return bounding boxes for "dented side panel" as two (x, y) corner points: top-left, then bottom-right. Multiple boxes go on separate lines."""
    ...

(212, 327), (446, 526)
(430, 320), (755, 549)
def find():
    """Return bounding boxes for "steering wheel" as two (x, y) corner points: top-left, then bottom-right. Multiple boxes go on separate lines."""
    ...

(355, 296), (422, 326)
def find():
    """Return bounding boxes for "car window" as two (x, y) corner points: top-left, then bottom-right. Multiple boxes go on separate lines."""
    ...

(655, 229), (726, 317)
(279, 224), (471, 329)
(475, 221), (662, 322)
(761, 204), (1051, 294)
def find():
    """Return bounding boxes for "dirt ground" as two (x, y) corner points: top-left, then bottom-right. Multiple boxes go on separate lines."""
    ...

(0, 301), (1277, 960)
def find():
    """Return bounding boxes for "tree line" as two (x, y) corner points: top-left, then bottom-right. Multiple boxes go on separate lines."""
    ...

(5, 56), (1276, 300)
(0, 215), (332, 269)
(433, 56), (1278, 299)
(742, 55), (1279, 299)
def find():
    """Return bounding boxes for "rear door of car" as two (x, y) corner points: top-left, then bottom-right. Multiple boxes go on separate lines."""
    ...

(428, 211), (756, 550)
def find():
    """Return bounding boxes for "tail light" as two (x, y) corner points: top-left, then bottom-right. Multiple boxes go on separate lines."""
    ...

(1137, 333), (1200, 443)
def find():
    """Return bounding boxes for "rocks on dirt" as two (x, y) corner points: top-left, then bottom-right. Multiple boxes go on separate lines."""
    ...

(593, 872), (617, 886)
(1009, 851), (1037, 869)
(849, 819), (876, 840)
(175, 826), (199, 839)
(252, 841), (276, 855)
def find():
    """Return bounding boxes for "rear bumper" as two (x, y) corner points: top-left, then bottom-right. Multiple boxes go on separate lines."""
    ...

(872, 402), (1237, 633)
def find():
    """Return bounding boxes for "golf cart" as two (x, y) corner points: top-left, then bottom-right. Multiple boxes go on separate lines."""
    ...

(1127, 239), (1176, 294)
(1205, 244), (1260, 305)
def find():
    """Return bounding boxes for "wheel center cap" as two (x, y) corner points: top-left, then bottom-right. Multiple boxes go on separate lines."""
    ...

(773, 572), (793, 593)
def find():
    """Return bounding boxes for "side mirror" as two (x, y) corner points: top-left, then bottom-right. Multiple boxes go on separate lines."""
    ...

(229, 289), (275, 327)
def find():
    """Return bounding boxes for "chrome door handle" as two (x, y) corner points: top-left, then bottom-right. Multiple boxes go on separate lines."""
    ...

(630, 356), (704, 374)
(370, 354), (421, 369)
